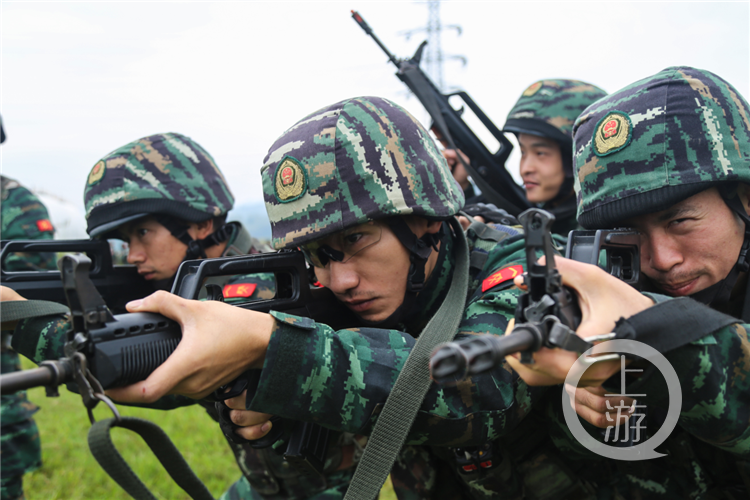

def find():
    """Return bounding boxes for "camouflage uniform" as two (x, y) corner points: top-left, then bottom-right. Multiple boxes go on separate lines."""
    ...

(503, 79), (607, 235)
(11, 133), (368, 500)
(248, 96), (578, 498)
(555, 66), (750, 497)
(1, 176), (55, 500)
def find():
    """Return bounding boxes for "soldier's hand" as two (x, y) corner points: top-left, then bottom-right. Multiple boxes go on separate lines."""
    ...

(506, 256), (653, 387)
(1, 286), (27, 329)
(0, 285), (26, 302)
(224, 389), (275, 440)
(570, 385), (636, 428)
(442, 149), (471, 190)
(106, 291), (275, 402)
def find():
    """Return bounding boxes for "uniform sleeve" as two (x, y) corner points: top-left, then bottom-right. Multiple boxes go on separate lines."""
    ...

(619, 321), (750, 459)
(248, 235), (549, 446)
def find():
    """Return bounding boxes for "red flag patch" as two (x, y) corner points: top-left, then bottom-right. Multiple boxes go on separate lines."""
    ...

(223, 283), (257, 298)
(36, 219), (54, 232)
(481, 265), (523, 292)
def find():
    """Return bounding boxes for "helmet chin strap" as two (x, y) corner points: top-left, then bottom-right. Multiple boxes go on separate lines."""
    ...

(153, 215), (233, 261)
(688, 186), (750, 308)
(354, 217), (444, 329)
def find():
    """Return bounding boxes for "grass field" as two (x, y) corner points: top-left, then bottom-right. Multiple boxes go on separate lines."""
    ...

(19, 357), (397, 500)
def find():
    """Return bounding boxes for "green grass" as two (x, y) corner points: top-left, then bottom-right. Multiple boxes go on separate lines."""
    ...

(20, 357), (397, 500)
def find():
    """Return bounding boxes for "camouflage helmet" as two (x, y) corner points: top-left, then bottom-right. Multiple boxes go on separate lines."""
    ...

(261, 96), (464, 250)
(503, 79), (608, 145)
(84, 132), (234, 237)
(573, 66), (750, 229)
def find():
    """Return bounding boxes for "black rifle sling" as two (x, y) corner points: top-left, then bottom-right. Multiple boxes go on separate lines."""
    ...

(0, 300), (69, 323)
(88, 417), (214, 500)
(344, 217), (470, 500)
(614, 297), (738, 352)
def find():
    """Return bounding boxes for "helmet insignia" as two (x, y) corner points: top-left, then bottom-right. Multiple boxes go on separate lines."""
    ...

(522, 81), (543, 97)
(88, 160), (106, 186)
(274, 156), (307, 203)
(593, 111), (632, 157)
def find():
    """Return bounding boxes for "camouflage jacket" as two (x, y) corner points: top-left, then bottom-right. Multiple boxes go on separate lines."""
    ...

(11, 223), (361, 499)
(248, 221), (557, 499)
(536, 289), (750, 500)
(249, 221), (540, 444)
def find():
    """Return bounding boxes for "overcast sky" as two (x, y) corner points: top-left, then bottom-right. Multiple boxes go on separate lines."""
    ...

(2, 1), (749, 238)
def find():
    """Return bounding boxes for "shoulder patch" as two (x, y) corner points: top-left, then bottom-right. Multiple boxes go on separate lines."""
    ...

(482, 265), (524, 292)
(593, 111), (632, 157)
(36, 219), (54, 232)
(88, 160), (106, 186)
(274, 156), (307, 203)
(223, 283), (257, 299)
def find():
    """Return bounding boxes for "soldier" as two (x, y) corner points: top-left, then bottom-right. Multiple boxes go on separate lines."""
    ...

(7, 133), (370, 499)
(507, 66), (750, 497)
(1, 175), (55, 500)
(105, 96), (624, 498)
(502, 79), (607, 234)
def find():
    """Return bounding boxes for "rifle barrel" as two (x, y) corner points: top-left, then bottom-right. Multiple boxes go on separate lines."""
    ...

(0, 360), (74, 394)
(430, 328), (537, 384)
(351, 11), (400, 66)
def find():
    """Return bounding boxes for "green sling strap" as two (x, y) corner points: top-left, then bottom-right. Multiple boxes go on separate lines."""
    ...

(344, 217), (470, 500)
(0, 299), (69, 323)
(88, 417), (214, 500)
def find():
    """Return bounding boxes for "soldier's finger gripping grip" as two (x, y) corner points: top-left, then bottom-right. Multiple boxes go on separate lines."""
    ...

(214, 369), (285, 448)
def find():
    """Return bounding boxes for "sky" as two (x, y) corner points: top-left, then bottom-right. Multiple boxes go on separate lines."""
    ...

(2, 0), (749, 238)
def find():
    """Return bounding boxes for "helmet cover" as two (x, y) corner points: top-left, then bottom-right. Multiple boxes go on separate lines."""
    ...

(84, 132), (234, 237)
(573, 66), (750, 228)
(261, 96), (464, 249)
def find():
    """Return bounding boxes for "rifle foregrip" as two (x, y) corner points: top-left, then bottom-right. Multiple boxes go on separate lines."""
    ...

(89, 312), (181, 389)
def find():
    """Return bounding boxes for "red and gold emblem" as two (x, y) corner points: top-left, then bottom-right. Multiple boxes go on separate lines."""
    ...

(223, 283), (257, 299)
(36, 219), (54, 232)
(481, 265), (524, 292)
(522, 81), (543, 97)
(274, 156), (307, 202)
(594, 111), (632, 157)
(88, 160), (106, 186)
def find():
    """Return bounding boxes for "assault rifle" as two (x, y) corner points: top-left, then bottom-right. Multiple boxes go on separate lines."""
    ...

(430, 209), (641, 383)
(352, 10), (531, 216)
(1, 239), (153, 312)
(1, 249), (358, 480)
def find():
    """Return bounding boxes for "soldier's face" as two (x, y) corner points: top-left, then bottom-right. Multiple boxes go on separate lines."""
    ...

(518, 133), (565, 204)
(312, 217), (442, 322)
(625, 188), (746, 297)
(120, 217), (189, 281)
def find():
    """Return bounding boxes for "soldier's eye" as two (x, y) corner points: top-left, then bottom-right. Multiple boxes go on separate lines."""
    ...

(343, 233), (363, 245)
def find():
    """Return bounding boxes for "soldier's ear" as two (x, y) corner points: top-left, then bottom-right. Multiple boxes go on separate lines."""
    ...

(424, 219), (443, 235)
(191, 218), (215, 239)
